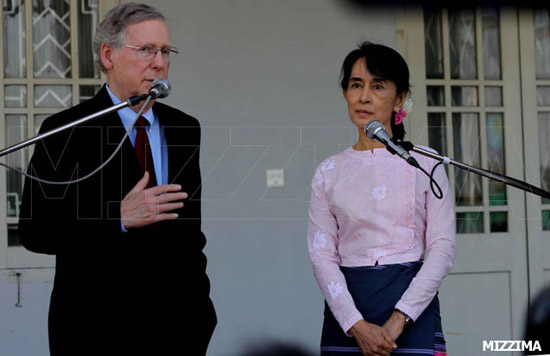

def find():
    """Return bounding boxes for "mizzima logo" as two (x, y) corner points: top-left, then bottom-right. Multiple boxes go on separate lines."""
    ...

(482, 340), (542, 352)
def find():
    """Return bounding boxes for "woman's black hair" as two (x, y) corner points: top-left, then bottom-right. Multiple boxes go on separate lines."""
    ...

(340, 41), (410, 140)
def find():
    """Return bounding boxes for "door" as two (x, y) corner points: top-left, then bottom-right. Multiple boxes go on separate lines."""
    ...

(520, 7), (550, 301)
(398, 6), (531, 355)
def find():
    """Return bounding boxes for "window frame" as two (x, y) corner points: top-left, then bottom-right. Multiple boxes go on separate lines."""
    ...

(0, 0), (120, 273)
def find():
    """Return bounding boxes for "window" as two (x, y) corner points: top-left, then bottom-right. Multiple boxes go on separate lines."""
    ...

(534, 8), (550, 229)
(1, 0), (118, 269)
(423, 7), (509, 234)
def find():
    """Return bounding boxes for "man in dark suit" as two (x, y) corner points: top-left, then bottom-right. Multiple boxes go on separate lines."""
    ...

(18, 3), (216, 355)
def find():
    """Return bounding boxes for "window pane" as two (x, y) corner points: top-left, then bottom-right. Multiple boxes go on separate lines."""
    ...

(7, 224), (22, 246)
(451, 86), (478, 106)
(78, 0), (99, 78)
(428, 113), (447, 156)
(424, 8), (444, 79)
(486, 113), (507, 206)
(6, 115), (28, 218)
(449, 8), (477, 79)
(482, 7), (501, 80)
(534, 9), (550, 80)
(34, 114), (49, 134)
(3, 0), (26, 78)
(427, 86), (445, 106)
(485, 86), (503, 107)
(457, 212), (484, 233)
(453, 113), (482, 206)
(34, 85), (71, 107)
(4, 85), (27, 107)
(79, 85), (101, 103)
(33, 0), (71, 78)
(543, 210), (550, 231)
(539, 112), (550, 204)
(537, 86), (550, 106)
(490, 211), (508, 232)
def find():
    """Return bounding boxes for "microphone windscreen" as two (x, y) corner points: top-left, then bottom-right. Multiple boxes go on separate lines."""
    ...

(150, 78), (171, 99)
(365, 120), (384, 140)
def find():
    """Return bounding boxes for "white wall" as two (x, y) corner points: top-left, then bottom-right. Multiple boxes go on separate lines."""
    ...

(1, 277), (52, 356)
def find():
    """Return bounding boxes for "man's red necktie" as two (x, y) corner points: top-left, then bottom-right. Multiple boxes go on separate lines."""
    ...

(134, 116), (157, 188)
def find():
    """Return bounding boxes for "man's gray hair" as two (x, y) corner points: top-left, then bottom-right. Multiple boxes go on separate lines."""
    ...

(93, 2), (166, 72)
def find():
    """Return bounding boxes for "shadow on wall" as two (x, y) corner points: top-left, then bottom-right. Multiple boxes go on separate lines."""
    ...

(239, 340), (314, 356)
(524, 285), (550, 355)
(341, 0), (549, 7)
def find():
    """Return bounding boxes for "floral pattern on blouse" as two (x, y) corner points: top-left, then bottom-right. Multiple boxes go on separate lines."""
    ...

(314, 159), (336, 186)
(327, 281), (344, 299)
(307, 146), (456, 334)
(371, 184), (387, 201)
(312, 231), (328, 251)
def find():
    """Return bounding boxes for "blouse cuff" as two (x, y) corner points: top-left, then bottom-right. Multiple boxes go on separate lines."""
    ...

(394, 301), (419, 322)
(342, 311), (364, 337)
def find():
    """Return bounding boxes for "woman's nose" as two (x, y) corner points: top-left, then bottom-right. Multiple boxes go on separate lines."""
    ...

(360, 87), (371, 104)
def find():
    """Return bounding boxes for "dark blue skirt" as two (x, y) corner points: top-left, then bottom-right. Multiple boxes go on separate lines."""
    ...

(320, 261), (447, 355)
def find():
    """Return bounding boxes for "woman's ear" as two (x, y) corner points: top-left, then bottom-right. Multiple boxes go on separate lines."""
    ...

(394, 91), (407, 111)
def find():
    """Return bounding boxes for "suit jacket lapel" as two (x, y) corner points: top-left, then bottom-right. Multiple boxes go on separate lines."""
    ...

(92, 86), (143, 194)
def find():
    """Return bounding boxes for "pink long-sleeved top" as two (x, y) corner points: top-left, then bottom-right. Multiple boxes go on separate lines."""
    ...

(307, 146), (456, 334)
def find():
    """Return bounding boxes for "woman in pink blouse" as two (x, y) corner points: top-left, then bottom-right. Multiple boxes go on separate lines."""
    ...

(307, 42), (456, 356)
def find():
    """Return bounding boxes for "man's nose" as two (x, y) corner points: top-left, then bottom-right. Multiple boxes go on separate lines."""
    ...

(151, 49), (166, 68)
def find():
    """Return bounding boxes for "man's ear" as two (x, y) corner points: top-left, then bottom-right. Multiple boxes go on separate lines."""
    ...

(100, 43), (115, 70)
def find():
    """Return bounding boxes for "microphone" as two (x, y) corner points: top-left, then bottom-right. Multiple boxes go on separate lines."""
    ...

(149, 78), (171, 99)
(364, 120), (419, 168)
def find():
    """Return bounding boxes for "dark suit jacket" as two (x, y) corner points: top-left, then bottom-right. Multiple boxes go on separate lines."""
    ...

(18, 86), (216, 355)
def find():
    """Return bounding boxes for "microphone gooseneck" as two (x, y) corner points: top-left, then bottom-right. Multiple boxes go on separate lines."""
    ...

(364, 120), (419, 168)
(149, 78), (171, 99)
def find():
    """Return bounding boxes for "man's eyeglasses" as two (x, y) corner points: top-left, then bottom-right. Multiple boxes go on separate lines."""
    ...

(124, 44), (179, 61)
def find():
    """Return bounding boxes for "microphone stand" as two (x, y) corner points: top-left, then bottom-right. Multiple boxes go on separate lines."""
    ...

(0, 94), (147, 159)
(398, 140), (550, 200)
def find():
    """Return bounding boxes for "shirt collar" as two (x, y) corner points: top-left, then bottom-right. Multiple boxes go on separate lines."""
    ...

(105, 84), (156, 126)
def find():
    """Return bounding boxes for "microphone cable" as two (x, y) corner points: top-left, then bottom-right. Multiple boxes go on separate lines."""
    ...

(0, 95), (153, 185)
(394, 139), (444, 200)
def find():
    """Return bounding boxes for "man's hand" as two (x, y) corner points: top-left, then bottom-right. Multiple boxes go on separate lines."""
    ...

(349, 319), (397, 356)
(121, 172), (187, 229)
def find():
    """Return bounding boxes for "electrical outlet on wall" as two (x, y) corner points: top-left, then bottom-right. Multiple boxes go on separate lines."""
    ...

(266, 169), (284, 188)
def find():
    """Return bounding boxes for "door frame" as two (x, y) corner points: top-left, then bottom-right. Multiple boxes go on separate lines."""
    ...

(396, 5), (530, 348)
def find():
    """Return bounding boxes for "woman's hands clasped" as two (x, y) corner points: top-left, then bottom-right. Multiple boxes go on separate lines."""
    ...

(349, 320), (397, 356)
(382, 311), (407, 342)
(349, 311), (408, 356)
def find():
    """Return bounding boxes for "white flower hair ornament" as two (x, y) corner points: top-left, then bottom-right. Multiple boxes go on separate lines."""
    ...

(394, 96), (414, 125)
